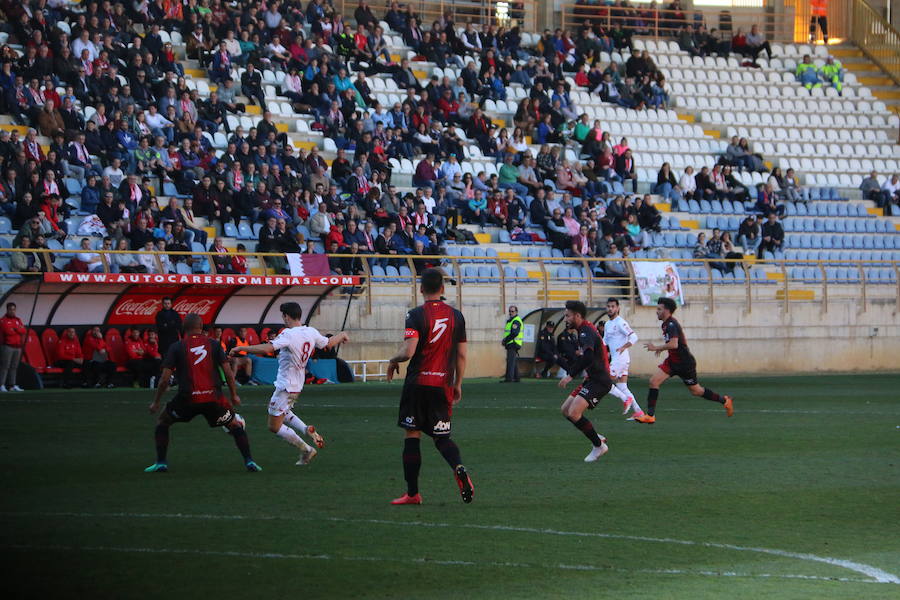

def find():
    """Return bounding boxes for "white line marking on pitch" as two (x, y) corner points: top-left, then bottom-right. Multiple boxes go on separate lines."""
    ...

(0, 543), (878, 584)
(0, 397), (890, 416)
(3, 511), (897, 584)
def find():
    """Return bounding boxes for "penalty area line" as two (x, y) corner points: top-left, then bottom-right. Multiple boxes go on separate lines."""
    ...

(2, 511), (898, 585)
(0, 543), (878, 584)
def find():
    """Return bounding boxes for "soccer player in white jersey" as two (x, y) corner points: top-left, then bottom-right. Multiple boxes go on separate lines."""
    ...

(233, 302), (349, 465)
(603, 297), (645, 420)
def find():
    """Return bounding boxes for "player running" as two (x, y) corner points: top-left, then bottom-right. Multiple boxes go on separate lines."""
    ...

(558, 300), (613, 463)
(387, 268), (474, 505)
(634, 297), (733, 424)
(145, 313), (261, 473)
(603, 297), (645, 420)
(233, 302), (349, 465)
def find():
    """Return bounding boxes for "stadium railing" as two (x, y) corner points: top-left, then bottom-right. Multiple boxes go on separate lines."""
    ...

(338, 0), (540, 32)
(559, 3), (796, 44)
(846, 0), (900, 86)
(1, 248), (898, 315)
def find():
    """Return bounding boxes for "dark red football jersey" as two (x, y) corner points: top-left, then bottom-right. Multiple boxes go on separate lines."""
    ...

(403, 300), (467, 389)
(662, 316), (695, 364)
(162, 333), (227, 403)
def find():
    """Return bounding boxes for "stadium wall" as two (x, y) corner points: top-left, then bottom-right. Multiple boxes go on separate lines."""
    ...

(314, 296), (900, 378)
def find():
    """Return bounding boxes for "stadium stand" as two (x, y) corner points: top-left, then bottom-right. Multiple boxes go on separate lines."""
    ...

(0, 0), (896, 310)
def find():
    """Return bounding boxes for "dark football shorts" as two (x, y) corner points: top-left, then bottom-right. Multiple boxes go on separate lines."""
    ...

(573, 376), (613, 409)
(659, 357), (698, 386)
(398, 384), (452, 437)
(166, 396), (235, 428)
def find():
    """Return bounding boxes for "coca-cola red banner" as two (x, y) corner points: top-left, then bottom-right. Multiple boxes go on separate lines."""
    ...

(108, 290), (230, 325)
(44, 273), (360, 286)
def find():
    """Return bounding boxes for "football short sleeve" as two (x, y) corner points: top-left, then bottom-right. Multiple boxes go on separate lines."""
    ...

(404, 309), (422, 340)
(455, 310), (467, 343)
(271, 329), (291, 351)
(162, 343), (180, 371)
(313, 330), (330, 349)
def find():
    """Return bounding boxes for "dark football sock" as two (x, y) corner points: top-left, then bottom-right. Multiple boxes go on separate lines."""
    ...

(229, 427), (253, 461)
(154, 424), (170, 463)
(702, 387), (725, 404)
(434, 436), (462, 469)
(402, 437), (422, 495)
(570, 416), (602, 447)
(647, 388), (659, 416)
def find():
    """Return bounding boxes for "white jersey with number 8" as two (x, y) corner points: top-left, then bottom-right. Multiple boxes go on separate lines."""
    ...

(271, 326), (330, 393)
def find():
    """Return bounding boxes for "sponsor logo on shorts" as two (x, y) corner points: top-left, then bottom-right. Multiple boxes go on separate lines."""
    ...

(433, 420), (451, 433)
(404, 416), (415, 425)
(216, 410), (233, 425)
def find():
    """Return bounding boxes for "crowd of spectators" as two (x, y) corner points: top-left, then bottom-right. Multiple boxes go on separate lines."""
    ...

(0, 0), (891, 283)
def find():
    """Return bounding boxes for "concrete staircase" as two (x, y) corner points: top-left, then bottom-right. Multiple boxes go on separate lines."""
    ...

(831, 45), (900, 118)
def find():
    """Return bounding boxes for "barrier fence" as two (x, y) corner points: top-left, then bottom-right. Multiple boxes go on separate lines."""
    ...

(2, 248), (898, 314)
(847, 0), (900, 86)
(341, 0), (539, 33)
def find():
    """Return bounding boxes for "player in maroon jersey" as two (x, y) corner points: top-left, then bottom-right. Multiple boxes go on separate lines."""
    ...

(144, 313), (261, 472)
(558, 300), (613, 462)
(386, 268), (474, 505)
(634, 297), (733, 424)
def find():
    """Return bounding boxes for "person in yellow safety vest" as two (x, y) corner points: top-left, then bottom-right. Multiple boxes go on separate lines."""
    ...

(795, 54), (822, 91)
(227, 326), (259, 385)
(501, 305), (524, 383)
(810, 0), (828, 44)
(820, 56), (843, 94)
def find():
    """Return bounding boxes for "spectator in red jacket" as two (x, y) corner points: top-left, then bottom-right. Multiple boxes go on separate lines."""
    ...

(0, 302), (26, 392)
(82, 326), (117, 388)
(125, 328), (156, 388)
(54, 327), (85, 388)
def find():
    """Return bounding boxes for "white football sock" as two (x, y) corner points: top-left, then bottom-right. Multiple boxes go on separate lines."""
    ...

(608, 385), (629, 403)
(617, 383), (643, 413)
(276, 424), (311, 451)
(283, 411), (309, 435)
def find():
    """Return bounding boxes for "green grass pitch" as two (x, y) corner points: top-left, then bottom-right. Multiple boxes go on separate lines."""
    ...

(2, 374), (899, 599)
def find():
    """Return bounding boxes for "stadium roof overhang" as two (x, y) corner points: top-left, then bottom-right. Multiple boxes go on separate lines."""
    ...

(0, 273), (360, 328)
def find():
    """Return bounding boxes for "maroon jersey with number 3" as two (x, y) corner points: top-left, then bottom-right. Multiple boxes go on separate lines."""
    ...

(403, 300), (467, 389)
(163, 333), (227, 404)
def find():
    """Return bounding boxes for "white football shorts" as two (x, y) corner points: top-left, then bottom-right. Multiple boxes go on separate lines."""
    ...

(268, 387), (299, 416)
(609, 352), (630, 379)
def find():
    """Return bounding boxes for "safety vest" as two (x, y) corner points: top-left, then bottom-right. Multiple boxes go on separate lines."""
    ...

(504, 316), (524, 347)
(821, 61), (842, 79)
(232, 337), (249, 356)
(796, 61), (817, 77)
(811, 0), (827, 17)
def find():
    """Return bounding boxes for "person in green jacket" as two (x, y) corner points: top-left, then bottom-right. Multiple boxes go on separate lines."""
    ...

(795, 54), (822, 91)
(820, 56), (843, 94)
(501, 305), (524, 383)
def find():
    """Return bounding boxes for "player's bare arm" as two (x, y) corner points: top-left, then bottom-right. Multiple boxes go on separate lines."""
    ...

(221, 361), (241, 407)
(617, 341), (633, 354)
(149, 367), (174, 413)
(325, 331), (350, 350)
(232, 342), (275, 357)
(645, 338), (678, 353)
(452, 341), (467, 405)
(387, 338), (419, 381)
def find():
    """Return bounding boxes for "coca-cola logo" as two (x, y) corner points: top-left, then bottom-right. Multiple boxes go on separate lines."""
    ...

(172, 298), (216, 316)
(113, 297), (217, 317)
(114, 299), (161, 316)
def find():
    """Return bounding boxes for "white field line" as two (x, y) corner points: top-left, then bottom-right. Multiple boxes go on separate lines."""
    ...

(2, 511), (898, 585)
(0, 397), (889, 416)
(0, 543), (880, 585)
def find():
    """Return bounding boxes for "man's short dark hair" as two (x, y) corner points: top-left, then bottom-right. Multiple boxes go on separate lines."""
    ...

(658, 297), (677, 313)
(183, 313), (203, 332)
(420, 268), (444, 294)
(280, 302), (303, 321)
(565, 300), (587, 318)
(6, 302), (15, 310)
(607, 297), (619, 306)
(162, 296), (172, 303)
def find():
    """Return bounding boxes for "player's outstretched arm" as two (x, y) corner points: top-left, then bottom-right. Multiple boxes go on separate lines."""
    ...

(644, 338), (677, 354)
(231, 342), (275, 357)
(387, 338), (418, 382)
(452, 341), (467, 405)
(149, 367), (174, 413)
(325, 331), (350, 350)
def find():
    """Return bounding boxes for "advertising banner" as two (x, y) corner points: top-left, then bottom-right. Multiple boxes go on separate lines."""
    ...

(631, 262), (684, 306)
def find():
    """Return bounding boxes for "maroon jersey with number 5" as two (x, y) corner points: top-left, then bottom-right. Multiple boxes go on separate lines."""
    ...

(403, 300), (467, 389)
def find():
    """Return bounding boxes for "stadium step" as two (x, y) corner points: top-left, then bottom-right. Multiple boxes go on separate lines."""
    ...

(766, 272), (785, 281)
(497, 251), (521, 259)
(656, 202), (671, 212)
(538, 289), (581, 302)
(776, 289), (816, 301)
(858, 76), (893, 87)
(679, 219), (700, 229)
(872, 89), (900, 101)
(830, 48), (863, 59)
(703, 129), (722, 138)
(867, 207), (885, 217)
(184, 68), (206, 78)
(473, 233), (492, 244)
(245, 104), (262, 115)
(675, 112), (696, 123)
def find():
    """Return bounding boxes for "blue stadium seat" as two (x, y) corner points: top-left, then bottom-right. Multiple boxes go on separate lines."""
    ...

(223, 222), (239, 238)
(0, 217), (11, 234)
(700, 199), (713, 213)
(705, 215), (719, 229)
(398, 265), (412, 278)
(836, 203), (849, 217)
(663, 233), (676, 247)
(688, 199), (701, 214)
(498, 229), (511, 243)
(385, 265), (400, 281)
(515, 267), (528, 279)
(371, 265), (386, 281)
(503, 265), (516, 279)
(796, 203), (809, 216)
(555, 266), (570, 279)
(237, 222), (253, 239)
(65, 178), (82, 195)
(176, 263), (192, 275)
(252, 223), (263, 238)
